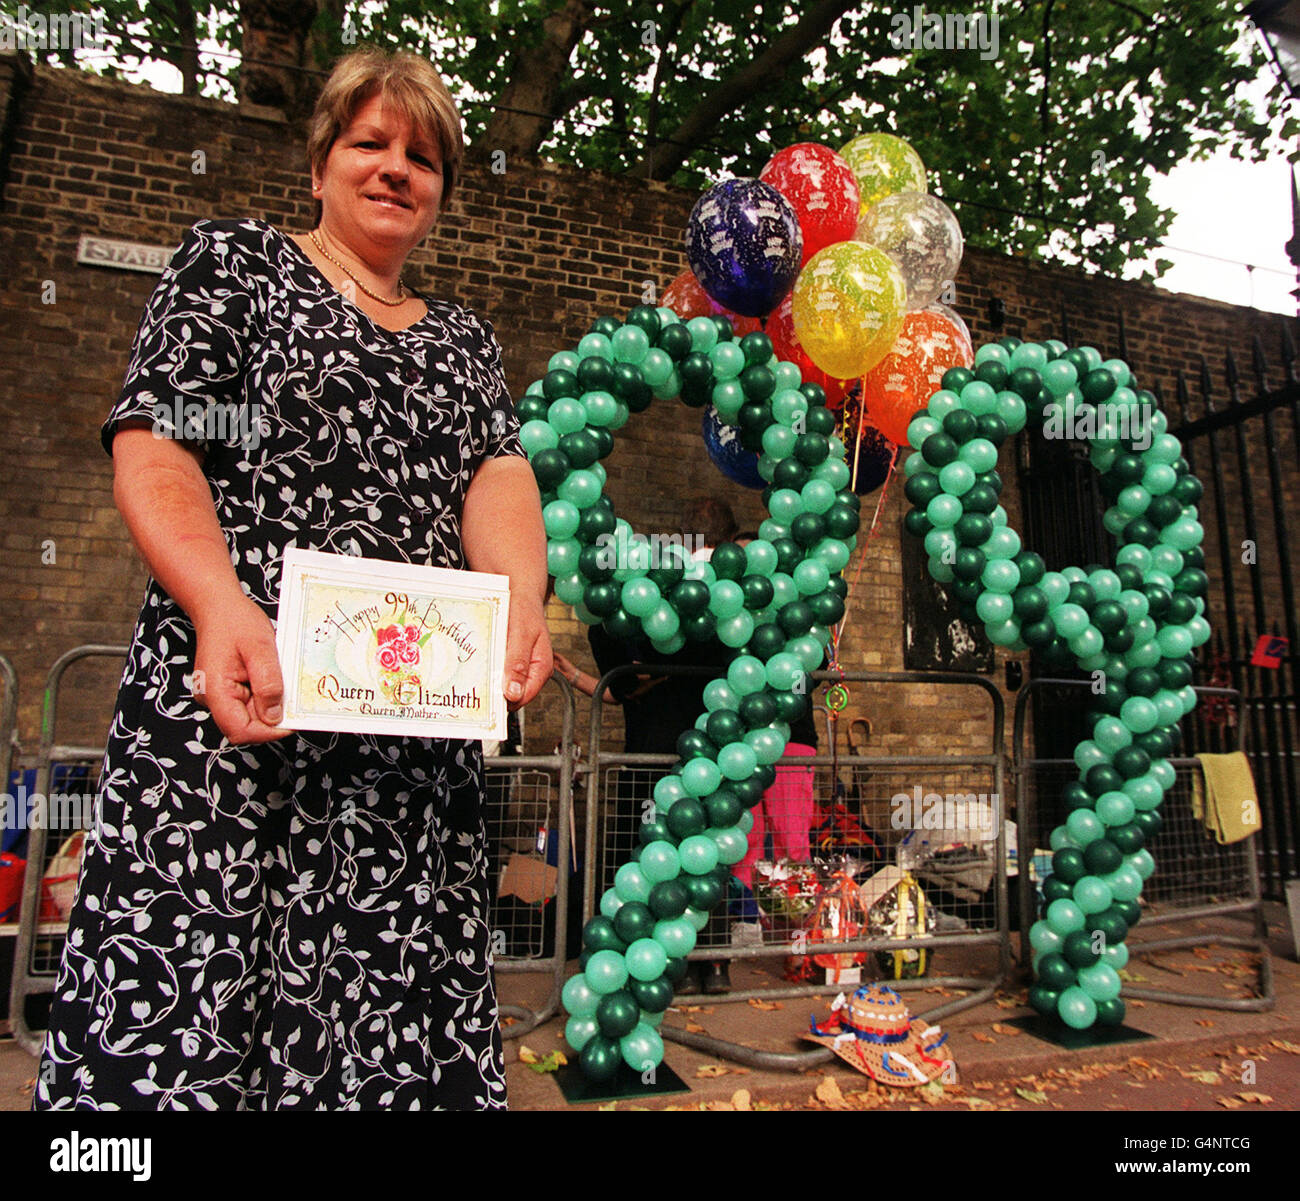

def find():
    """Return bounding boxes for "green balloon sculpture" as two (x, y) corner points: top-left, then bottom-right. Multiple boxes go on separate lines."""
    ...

(901, 338), (1209, 1032)
(530, 305), (861, 1081)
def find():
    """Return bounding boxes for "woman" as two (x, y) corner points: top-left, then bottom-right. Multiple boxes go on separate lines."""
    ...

(33, 48), (549, 1110)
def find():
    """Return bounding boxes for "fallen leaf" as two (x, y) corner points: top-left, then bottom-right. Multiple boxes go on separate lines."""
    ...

(919, 1081), (945, 1105)
(1015, 1088), (1048, 1104)
(964, 1096), (998, 1109)
(974, 1081), (994, 1091)
(526, 1050), (567, 1074)
(518, 1045), (539, 1065)
(971, 1031), (996, 1044)
(1271, 1039), (1300, 1055)
(992, 1023), (1022, 1037)
(747, 998), (782, 1011)
(816, 1076), (846, 1106)
(1192, 947), (1212, 959)
(704, 1100), (735, 1111)
(995, 995), (1020, 1009)
(685, 1021), (706, 1034)
(731, 1088), (752, 1111)
(1217, 1097), (1244, 1109)
(598, 1101), (618, 1111)
(501, 1016), (517, 1026)
(1181, 1070), (1220, 1085)
(696, 1064), (730, 1078)
(1195, 1019), (1215, 1028)
(1238, 1092), (1273, 1104)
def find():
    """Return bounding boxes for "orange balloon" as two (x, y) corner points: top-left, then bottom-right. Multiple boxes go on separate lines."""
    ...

(861, 308), (974, 445)
(661, 269), (761, 336)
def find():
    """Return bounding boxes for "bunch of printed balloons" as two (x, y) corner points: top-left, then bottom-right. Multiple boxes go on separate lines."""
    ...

(674, 132), (974, 493)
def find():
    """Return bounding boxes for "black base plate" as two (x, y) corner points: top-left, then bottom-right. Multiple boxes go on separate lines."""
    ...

(1003, 1014), (1157, 1049)
(553, 1060), (691, 1104)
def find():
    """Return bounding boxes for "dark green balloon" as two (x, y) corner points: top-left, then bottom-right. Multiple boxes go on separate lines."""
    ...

(596, 988), (641, 1039)
(1132, 809), (1163, 838)
(955, 514), (994, 546)
(682, 872), (723, 910)
(1083, 839), (1124, 876)
(711, 542), (748, 581)
(532, 448), (570, 489)
(777, 600), (814, 636)
(794, 433), (830, 465)
(1109, 823), (1145, 854)
(1037, 952), (1076, 990)
(805, 406), (837, 435)
(807, 590), (845, 626)
(1012, 585), (1048, 622)
(1080, 368), (1117, 403)
(1042, 876), (1074, 904)
(772, 457), (810, 490)
(603, 608), (639, 640)
(705, 710), (745, 747)
(740, 365), (776, 402)
(1113, 899), (1141, 927)
(905, 473), (943, 507)
(669, 579), (710, 617)
(1094, 998), (1126, 1027)
(639, 817), (674, 847)
(962, 483), (999, 514)
(666, 797), (708, 839)
(1090, 907), (1129, 945)
(683, 611), (717, 642)
(705, 789), (743, 829)
(790, 513), (826, 547)
(741, 574), (775, 610)
(1113, 746), (1152, 781)
(648, 878), (690, 920)
(583, 581), (622, 617)
(1029, 984), (1064, 1017)
(772, 538), (803, 575)
(657, 322), (693, 360)
(1008, 367), (1042, 400)
(583, 915), (626, 953)
(580, 1034), (622, 1082)
(613, 901), (657, 944)
(1063, 929), (1101, 968)
(1086, 765), (1125, 797)
(738, 691), (778, 729)
(629, 975), (675, 1014)
(1052, 847), (1087, 884)
(543, 368), (580, 400)
(921, 432), (959, 467)
(516, 394), (548, 422)
(772, 689), (808, 724)
(942, 409), (979, 443)
(941, 366), (974, 392)
(1062, 781), (1094, 811)
(974, 359), (1008, 390)
(677, 729), (716, 763)
(663, 956), (689, 983)
(823, 504), (859, 540)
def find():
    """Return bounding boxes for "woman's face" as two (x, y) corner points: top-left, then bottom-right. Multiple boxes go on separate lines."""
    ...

(314, 93), (444, 258)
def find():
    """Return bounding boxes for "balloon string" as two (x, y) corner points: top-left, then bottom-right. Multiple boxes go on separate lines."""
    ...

(830, 441), (901, 660)
(848, 377), (866, 494)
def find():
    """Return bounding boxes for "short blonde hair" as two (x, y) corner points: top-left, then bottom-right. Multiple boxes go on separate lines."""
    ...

(306, 48), (464, 221)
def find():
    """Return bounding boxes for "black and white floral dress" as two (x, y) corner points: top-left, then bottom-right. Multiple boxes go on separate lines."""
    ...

(33, 219), (522, 1110)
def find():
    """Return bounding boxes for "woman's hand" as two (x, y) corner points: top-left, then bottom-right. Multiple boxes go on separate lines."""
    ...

(192, 595), (292, 744)
(503, 592), (552, 709)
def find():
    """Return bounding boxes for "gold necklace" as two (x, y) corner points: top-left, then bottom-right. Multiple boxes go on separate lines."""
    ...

(309, 228), (409, 307)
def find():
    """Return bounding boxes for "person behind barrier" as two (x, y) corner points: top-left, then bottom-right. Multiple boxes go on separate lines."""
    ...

(33, 48), (550, 1112)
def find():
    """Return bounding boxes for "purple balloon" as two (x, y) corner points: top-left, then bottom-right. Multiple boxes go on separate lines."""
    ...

(847, 422), (895, 496)
(686, 179), (802, 318)
(702, 404), (764, 489)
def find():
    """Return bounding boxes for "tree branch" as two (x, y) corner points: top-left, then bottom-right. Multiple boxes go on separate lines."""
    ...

(633, 0), (861, 180)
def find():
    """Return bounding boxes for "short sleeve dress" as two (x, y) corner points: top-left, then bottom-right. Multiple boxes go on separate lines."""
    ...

(33, 218), (524, 1111)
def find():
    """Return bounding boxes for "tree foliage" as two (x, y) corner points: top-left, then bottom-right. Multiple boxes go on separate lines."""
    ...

(10, 0), (1294, 279)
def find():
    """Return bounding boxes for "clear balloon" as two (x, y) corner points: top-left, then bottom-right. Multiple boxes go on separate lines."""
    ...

(855, 191), (963, 310)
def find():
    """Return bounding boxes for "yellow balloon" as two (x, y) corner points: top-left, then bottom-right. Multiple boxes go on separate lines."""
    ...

(791, 242), (907, 380)
(839, 133), (927, 212)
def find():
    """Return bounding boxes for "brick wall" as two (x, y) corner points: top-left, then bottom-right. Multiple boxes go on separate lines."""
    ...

(0, 56), (1296, 814)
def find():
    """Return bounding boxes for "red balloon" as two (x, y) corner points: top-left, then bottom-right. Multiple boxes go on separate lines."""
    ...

(766, 291), (849, 409)
(661, 269), (761, 337)
(759, 144), (861, 266)
(861, 308), (975, 445)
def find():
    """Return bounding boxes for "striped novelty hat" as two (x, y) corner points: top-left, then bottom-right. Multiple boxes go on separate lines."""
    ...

(803, 983), (954, 1088)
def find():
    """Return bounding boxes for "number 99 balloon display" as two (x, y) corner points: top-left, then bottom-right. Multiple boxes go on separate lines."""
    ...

(901, 337), (1210, 1031)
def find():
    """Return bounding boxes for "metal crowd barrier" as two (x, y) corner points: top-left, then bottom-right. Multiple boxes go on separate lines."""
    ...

(9, 645), (127, 1055)
(1014, 679), (1273, 1014)
(8, 643), (579, 1056)
(585, 665), (1009, 1071)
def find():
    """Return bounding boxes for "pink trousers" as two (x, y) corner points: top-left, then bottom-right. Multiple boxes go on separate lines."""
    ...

(733, 743), (816, 889)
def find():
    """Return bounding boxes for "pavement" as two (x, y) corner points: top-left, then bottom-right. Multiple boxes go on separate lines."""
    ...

(2, 902), (1297, 1113)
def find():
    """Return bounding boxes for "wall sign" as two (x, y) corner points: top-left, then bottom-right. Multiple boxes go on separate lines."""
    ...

(76, 235), (173, 274)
